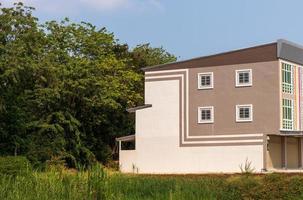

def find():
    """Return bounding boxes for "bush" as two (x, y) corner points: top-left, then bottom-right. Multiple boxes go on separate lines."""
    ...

(0, 156), (32, 176)
(226, 175), (260, 199)
(45, 156), (67, 172)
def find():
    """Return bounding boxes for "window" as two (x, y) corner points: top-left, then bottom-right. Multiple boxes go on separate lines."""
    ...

(236, 104), (253, 122)
(235, 69), (252, 87)
(198, 72), (213, 89)
(198, 106), (214, 123)
(282, 99), (293, 130)
(282, 63), (293, 94)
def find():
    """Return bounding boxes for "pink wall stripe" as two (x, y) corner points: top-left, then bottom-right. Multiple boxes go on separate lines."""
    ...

(299, 67), (301, 130)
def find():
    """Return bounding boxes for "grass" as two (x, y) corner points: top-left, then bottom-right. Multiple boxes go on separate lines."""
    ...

(1, 165), (303, 199)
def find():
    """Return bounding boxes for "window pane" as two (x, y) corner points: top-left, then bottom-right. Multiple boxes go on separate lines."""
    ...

(239, 73), (244, 82)
(239, 107), (250, 119)
(282, 63), (293, 94)
(238, 72), (250, 83)
(282, 98), (293, 130)
(201, 75), (211, 86)
(201, 110), (211, 120)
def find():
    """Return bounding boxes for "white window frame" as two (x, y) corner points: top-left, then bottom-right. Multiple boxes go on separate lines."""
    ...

(282, 98), (293, 130)
(236, 104), (253, 122)
(235, 69), (252, 87)
(198, 106), (214, 124)
(281, 62), (293, 94)
(198, 72), (214, 89)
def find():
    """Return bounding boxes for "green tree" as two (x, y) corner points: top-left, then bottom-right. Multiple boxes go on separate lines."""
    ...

(0, 2), (45, 156)
(131, 43), (177, 70)
(0, 2), (177, 168)
(112, 43), (177, 104)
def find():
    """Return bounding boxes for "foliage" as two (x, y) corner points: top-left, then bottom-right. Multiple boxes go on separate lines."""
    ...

(239, 158), (255, 174)
(131, 43), (177, 70)
(0, 2), (177, 168)
(2, 167), (303, 199)
(0, 156), (31, 176)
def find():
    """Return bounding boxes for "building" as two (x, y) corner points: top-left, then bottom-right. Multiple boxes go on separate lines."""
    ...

(116, 39), (303, 173)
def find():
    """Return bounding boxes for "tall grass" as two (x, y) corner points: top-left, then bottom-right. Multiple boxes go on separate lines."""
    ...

(1, 166), (303, 200)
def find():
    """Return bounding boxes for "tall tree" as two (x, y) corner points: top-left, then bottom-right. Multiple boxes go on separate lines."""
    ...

(131, 43), (177, 70)
(0, 3), (45, 156)
(129, 44), (177, 102)
(0, 2), (177, 168)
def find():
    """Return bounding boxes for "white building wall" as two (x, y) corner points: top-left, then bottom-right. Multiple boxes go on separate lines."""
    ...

(125, 79), (263, 174)
(119, 150), (137, 173)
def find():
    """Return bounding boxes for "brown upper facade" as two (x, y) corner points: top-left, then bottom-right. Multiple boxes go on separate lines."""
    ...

(187, 60), (280, 136)
(142, 40), (303, 146)
(143, 39), (303, 72)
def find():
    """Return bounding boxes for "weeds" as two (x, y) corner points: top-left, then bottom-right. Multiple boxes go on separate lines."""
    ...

(1, 166), (303, 199)
(239, 158), (255, 174)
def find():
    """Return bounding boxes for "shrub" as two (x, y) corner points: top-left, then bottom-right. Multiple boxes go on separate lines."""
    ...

(0, 156), (32, 176)
(226, 175), (261, 199)
(106, 160), (119, 171)
(259, 173), (286, 199)
(284, 176), (303, 199)
(45, 156), (67, 172)
(239, 158), (255, 174)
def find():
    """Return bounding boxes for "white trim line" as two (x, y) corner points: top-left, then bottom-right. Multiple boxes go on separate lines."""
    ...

(186, 133), (263, 138)
(182, 139), (263, 144)
(145, 75), (183, 80)
(279, 61), (283, 130)
(186, 69), (189, 141)
(296, 66), (300, 130)
(279, 129), (298, 132)
(143, 133), (263, 139)
(235, 69), (252, 87)
(197, 72), (214, 90)
(145, 69), (188, 74)
(236, 104), (253, 122)
(181, 74), (185, 144)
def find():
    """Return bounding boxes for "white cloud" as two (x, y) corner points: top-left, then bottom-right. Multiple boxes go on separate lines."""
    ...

(1, 0), (40, 7)
(1, 0), (164, 14)
(79, 0), (131, 11)
(1, 0), (76, 15)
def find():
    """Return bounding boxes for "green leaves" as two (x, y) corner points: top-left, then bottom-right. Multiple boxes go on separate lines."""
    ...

(132, 43), (177, 69)
(0, 3), (177, 168)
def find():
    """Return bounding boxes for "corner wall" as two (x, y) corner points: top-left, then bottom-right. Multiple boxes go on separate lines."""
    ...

(132, 76), (263, 173)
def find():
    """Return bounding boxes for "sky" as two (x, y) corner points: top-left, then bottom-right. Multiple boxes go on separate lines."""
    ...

(2, 0), (303, 60)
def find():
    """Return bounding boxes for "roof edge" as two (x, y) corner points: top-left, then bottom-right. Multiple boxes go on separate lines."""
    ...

(116, 134), (135, 142)
(277, 39), (303, 50)
(126, 104), (152, 113)
(277, 39), (303, 66)
(142, 41), (277, 72)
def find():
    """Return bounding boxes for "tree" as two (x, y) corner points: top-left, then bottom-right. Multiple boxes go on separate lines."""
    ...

(131, 43), (177, 71)
(0, 2), (45, 156)
(0, 2), (177, 168)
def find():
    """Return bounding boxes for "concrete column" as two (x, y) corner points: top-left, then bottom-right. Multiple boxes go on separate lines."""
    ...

(281, 137), (287, 169)
(262, 134), (267, 171)
(299, 138), (303, 168)
(118, 141), (122, 171)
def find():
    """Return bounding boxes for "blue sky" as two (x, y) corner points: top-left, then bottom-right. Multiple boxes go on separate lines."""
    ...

(3, 0), (303, 60)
